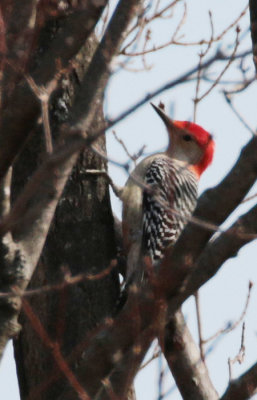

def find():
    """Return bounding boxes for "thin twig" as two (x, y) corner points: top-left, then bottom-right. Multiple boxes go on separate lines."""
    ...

(171, 2), (187, 42)
(112, 130), (136, 164)
(122, 2), (187, 59)
(203, 282), (253, 344)
(193, 52), (204, 122)
(106, 48), (252, 127)
(223, 92), (256, 136)
(228, 322), (246, 381)
(241, 192), (257, 204)
(197, 27), (240, 103)
(139, 349), (161, 370)
(0, 260), (118, 300)
(41, 98), (53, 153)
(158, 354), (165, 400)
(195, 291), (205, 362)
(26, 75), (54, 153)
(193, 11), (214, 121)
(122, 4), (248, 57)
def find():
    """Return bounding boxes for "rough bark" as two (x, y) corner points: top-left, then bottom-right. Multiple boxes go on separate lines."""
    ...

(13, 35), (120, 400)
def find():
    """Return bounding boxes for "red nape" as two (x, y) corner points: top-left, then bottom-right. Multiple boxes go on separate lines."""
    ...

(173, 120), (215, 176)
(190, 139), (215, 176)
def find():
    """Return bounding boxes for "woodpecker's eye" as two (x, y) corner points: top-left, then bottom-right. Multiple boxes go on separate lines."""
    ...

(183, 134), (192, 142)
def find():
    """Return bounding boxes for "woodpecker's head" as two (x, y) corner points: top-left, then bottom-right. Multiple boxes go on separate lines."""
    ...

(151, 103), (215, 177)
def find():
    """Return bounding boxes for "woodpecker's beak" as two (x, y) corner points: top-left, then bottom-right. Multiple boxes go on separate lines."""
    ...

(150, 103), (174, 128)
(151, 103), (183, 153)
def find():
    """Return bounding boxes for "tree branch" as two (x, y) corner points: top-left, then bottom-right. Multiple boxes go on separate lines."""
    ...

(163, 310), (219, 400)
(105, 48), (252, 128)
(169, 204), (257, 312)
(249, 0), (257, 71)
(0, 1), (107, 178)
(220, 361), (257, 400)
(68, 0), (144, 132)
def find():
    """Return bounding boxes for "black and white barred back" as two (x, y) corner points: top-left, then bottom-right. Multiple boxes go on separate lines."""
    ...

(142, 157), (198, 263)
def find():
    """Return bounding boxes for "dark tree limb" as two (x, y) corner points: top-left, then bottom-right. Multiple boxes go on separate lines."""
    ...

(0, 0), (107, 179)
(160, 135), (257, 297)
(0, 135), (80, 360)
(176, 204), (257, 307)
(220, 362), (257, 400)
(163, 310), (219, 400)
(68, 0), (144, 132)
(249, 0), (257, 71)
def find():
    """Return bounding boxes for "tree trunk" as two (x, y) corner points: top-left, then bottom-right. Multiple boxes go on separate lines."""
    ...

(13, 33), (120, 400)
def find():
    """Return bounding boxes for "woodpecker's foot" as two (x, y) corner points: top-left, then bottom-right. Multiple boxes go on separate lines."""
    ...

(84, 170), (123, 198)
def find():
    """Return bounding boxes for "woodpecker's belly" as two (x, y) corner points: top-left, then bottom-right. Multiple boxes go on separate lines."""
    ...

(142, 157), (198, 262)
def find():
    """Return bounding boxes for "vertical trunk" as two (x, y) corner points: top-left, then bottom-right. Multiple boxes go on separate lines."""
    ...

(13, 34), (120, 400)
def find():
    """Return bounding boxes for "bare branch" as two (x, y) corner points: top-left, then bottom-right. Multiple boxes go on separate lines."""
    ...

(203, 282), (253, 345)
(163, 310), (219, 400)
(68, 0), (145, 132)
(223, 92), (256, 136)
(197, 27), (240, 102)
(122, 3), (248, 57)
(249, 0), (257, 71)
(220, 361), (257, 400)
(0, 260), (118, 301)
(173, 204), (257, 310)
(105, 48), (252, 128)
(195, 292), (205, 362)
(228, 323), (246, 381)
(26, 75), (54, 153)
(0, 1), (107, 178)
(0, 167), (12, 218)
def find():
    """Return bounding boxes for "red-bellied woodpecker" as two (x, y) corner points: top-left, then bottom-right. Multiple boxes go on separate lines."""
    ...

(122, 103), (215, 282)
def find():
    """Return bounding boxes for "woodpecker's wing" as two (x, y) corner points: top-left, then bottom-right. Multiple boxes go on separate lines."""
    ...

(142, 157), (198, 263)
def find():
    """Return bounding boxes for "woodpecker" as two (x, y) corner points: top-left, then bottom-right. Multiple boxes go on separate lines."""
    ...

(122, 103), (215, 282)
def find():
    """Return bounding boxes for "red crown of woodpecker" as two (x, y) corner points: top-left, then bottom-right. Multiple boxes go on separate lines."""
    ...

(173, 120), (215, 175)
(151, 103), (215, 176)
